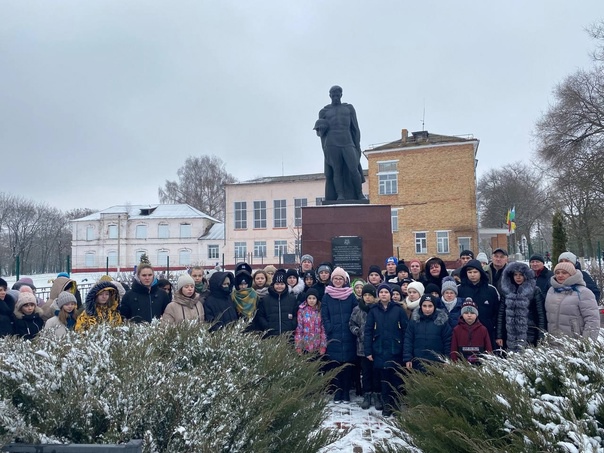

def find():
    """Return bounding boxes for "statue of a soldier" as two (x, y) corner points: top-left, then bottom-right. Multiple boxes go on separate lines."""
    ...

(314, 86), (365, 201)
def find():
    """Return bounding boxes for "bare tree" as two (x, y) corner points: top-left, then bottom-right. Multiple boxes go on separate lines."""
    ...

(158, 155), (236, 221)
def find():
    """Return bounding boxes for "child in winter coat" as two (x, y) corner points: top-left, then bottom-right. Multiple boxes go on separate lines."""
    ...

(366, 265), (384, 289)
(13, 292), (44, 340)
(75, 282), (123, 332)
(256, 269), (298, 338)
(404, 295), (452, 372)
(286, 269), (305, 297)
(0, 278), (14, 337)
(402, 281), (424, 319)
(364, 283), (408, 417)
(390, 285), (404, 305)
(44, 291), (78, 338)
(451, 298), (492, 363)
(295, 288), (327, 355)
(349, 284), (380, 410)
(440, 277), (463, 329)
(252, 270), (270, 300)
(162, 274), (205, 324)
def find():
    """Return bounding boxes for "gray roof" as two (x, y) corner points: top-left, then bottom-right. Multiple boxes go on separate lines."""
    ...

(368, 131), (476, 151)
(231, 170), (368, 186)
(72, 204), (220, 223)
(199, 222), (224, 241)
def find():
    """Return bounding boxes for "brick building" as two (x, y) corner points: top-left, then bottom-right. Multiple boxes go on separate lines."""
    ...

(363, 129), (480, 266)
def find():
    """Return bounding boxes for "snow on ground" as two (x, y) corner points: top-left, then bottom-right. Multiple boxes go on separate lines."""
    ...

(320, 395), (417, 452)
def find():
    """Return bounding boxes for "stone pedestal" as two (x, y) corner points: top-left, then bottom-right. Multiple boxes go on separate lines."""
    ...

(301, 204), (392, 277)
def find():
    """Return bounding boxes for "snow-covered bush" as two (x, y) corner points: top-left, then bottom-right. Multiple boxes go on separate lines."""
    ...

(379, 334), (604, 452)
(0, 321), (337, 452)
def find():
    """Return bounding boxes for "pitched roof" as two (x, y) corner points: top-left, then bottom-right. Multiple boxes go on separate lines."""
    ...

(231, 170), (369, 186)
(72, 204), (220, 223)
(199, 222), (224, 241)
(367, 130), (476, 151)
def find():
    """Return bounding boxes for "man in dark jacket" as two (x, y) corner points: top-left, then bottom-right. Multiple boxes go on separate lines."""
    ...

(256, 269), (298, 337)
(120, 264), (170, 323)
(529, 254), (553, 296)
(485, 248), (508, 292)
(457, 259), (500, 346)
(558, 252), (601, 302)
(204, 271), (239, 331)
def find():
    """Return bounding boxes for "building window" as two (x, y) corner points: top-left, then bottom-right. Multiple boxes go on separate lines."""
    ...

(274, 240), (288, 257)
(274, 200), (287, 228)
(86, 225), (95, 241)
(254, 201), (266, 228)
(391, 209), (398, 232)
(377, 161), (398, 195)
(179, 249), (191, 266)
(294, 198), (307, 227)
(85, 252), (95, 267)
(235, 201), (247, 229)
(208, 244), (219, 260)
(108, 225), (118, 239)
(107, 251), (117, 267)
(157, 250), (169, 266)
(158, 223), (169, 239)
(415, 232), (427, 254)
(437, 231), (450, 254)
(234, 242), (247, 260)
(254, 241), (267, 258)
(458, 237), (471, 254)
(135, 225), (147, 239)
(315, 197), (324, 206)
(135, 250), (146, 263)
(180, 223), (192, 238)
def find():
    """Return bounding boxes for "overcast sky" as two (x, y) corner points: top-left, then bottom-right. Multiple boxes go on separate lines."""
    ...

(1, 1), (602, 212)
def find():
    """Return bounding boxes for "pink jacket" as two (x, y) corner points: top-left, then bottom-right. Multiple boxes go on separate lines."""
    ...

(295, 302), (327, 354)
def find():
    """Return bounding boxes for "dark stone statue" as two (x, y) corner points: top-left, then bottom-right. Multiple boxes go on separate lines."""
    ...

(314, 86), (366, 201)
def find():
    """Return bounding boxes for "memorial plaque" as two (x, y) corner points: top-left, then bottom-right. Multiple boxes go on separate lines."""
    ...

(332, 236), (363, 275)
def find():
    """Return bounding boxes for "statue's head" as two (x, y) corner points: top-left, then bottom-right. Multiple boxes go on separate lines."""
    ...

(329, 86), (343, 104)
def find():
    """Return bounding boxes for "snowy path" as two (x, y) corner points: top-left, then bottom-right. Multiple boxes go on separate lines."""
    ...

(319, 395), (417, 452)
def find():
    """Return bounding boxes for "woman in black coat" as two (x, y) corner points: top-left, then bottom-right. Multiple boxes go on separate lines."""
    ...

(256, 270), (298, 337)
(204, 271), (239, 331)
(119, 264), (170, 323)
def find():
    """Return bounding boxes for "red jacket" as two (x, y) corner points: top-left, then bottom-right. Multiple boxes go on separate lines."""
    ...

(451, 317), (492, 363)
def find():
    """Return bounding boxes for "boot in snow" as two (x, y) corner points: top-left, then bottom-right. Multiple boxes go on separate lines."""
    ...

(360, 392), (372, 410)
(374, 393), (383, 411)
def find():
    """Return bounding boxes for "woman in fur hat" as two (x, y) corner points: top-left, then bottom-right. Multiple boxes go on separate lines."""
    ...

(496, 262), (546, 352)
(162, 274), (204, 324)
(75, 282), (123, 332)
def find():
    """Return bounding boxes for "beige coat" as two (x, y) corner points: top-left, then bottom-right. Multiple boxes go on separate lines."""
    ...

(162, 293), (205, 324)
(44, 316), (69, 338)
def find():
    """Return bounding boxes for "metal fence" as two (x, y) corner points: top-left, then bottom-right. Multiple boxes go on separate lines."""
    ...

(2, 439), (142, 452)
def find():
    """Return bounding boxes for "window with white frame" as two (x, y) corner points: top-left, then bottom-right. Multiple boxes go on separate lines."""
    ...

(415, 232), (427, 254)
(377, 161), (398, 195)
(157, 250), (169, 266)
(180, 223), (192, 238)
(135, 224), (147, 239)
(274, 240), (288, 257)
(458, 237), (471, 254)
(85, 252), (95, 267)
(234, 242), (247, 260)
(108, 225), (118, 239)
(436, 231), (450, 254)
(273, 200), (287, 228)
(158, 223), (169, 239)
(391, 209), (398, 232)
(86, 225), (95, 241)
(234, 201), (247, 229)
(107, 251), (117, 267)
(135, 250), (146, 263)
(208, 244), (219, 260)
(294, 198), (307, 227)
(179, 249), (191, 266)
(253, 201), (266, 228)
(254, 241), (267, 258)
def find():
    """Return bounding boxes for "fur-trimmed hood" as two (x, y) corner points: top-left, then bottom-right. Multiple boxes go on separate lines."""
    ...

(49, 276), (77, 300)
(501, 261), (536, 297)
(84, 281), (120, 315)
(411, 307), (449, 325)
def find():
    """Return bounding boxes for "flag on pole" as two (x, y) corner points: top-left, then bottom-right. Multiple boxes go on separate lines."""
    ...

(506, 206), (516, 234)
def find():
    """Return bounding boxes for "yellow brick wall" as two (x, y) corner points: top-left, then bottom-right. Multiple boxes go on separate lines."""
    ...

(367, 142), (478, 264)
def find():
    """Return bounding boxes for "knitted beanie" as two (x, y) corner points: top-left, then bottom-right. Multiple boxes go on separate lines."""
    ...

(385, 256), (398, 265)
(361, 283), (376, 297)
(235, 262), (253, 275)
(396, 263), (409, 274)
(407, 281), (425, 297)
(367, 264), (383, 280)
(56, 291), (77, 309)
(286, 268), (299, 281)
(352, 278), (366, 289)
(19, 286), (34, 294)
(177, 273), (195, 291)
(234, 270), (252, 287)
(558, 252), (577, 265)
(476, 252), (489, 264)
(420, 294), (435, 306)
(305, 287), (319, 301)
(461, 298), (479, 315)
(377, 283), (392, 296)
(0, 278), (6, 289)
(300, 254), (314, 265)
(425, 283), (440, 295)
(554, 262), (577, 276)
(316, 263), (332, 274)
(17, 292), (37, 311)
(272, 269), (287, 284)
(460, 250), (474, 259)
(330, 267), (348, 283)
(390, 284), (403, 299)
(441, 276), (458, 296)
(529, 254), (545, 264)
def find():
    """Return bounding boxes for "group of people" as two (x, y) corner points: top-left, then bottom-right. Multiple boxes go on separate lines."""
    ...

(0, 248), (600, 418)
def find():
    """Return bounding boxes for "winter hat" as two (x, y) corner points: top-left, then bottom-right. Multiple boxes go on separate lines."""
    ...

(352, 278), (366, 289)
(558, 252), (577, 265)
(396, 263), (409, 274)
(420, 294), (436, 306)
(177, 273), (195, 291)
(461, 298), (479, 315)
(286, 268), (299, 282)
(367, 264), (383, 279)
(316, 263), (332, 274)
(99, 275), (114, 282)
(377, 283), (392, 296)
(234, 270), (253, 288)
(400, 278), (413, 285)
(235, 262), (253, 275)
(264, 265), (277, 274)
(304, 287), (319, 301)
(425, 283), (440, 295)
(330, 267), (348, 283)
(301, 271), (317, 285)
(529, 254), (545, 264)
(460, 250), (474, 259)
(272, 269), (287, 285)
(407, 281), (425, 297)
(408, 259), (422, 269)
(0, 278), (6, 289)
(441, 276), (458, 296)
(19, 286), (34, 294)
(57, 272), (70, 278)
(476, 252), (489, 265)
(385, 256), (398, 266)
(16, 277), (36, 291)
(300, 254), (314, 265)
(56, 291), (77, 309)
(390, 285), (403, 299)
(361, 283), (377, 297)
(16, 292), (37, 311)
(554, 262), (577, 276)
